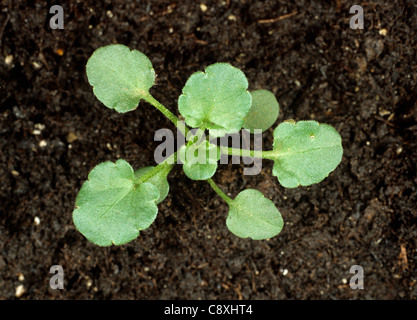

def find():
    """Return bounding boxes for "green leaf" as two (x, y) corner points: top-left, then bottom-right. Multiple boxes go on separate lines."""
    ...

(179, 141), (221, 180)
(86, 44), (155, 113)
(270, 120), (343, 188)
(134, 164), (172, 204)
(178, 63), (252, 137)
(73, 159), (159, 246)
(226, 189), (283, 240)
(243, 89), (280, 133)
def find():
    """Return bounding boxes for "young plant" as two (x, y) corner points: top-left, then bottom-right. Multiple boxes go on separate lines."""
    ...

(73, 44), (343, 246)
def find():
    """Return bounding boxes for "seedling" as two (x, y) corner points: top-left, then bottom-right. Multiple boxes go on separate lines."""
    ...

(73, 44), (343, 246)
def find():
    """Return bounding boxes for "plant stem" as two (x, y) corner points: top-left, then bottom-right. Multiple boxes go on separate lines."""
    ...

(186, 124), (207, 148)
(207, 178), (233, 206)
(219, 146), (269, 159)
(144, 93), (189, 136)
(135, 152), (177, 186)
(259, 150), (279, 160)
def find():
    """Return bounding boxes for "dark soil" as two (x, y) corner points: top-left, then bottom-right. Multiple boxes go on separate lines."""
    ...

(1, 0), (417, 300)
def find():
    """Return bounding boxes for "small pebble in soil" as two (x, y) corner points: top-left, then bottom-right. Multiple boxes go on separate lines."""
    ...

(364, 38), (384, 61)
(200, 3), (207, 12)
(34, 216), (40, 225)
(39, 140), (48, 148)
(35, 123), (45, 131)
(67, 132), (78, 143)
(379, 109), (391, 117)
(17, 273), (25, 281)
(11, 170), (19, 176)
(13, 106), (24, 119)
(379, 28), (388, 36)
(396, 147), (403, 155)
(5, 55), (13, 65)
(15, 284), (25, 298)
(32, 61), (42, 70)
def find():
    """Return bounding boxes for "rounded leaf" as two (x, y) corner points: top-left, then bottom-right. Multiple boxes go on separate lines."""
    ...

(178, 63), (252, 137)
(134, 165), (171, 204)
(73, 159), (159, 246)
(243, 89), (279, 133)
(86, 44), (155, 113)
(226, 189), (284, 240)
(179, 141), (220, 180)
(271, 120), (343, 188)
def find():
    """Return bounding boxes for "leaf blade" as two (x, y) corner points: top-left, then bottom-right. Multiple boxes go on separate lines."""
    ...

(178, 63), (252, 137)
(73, 159), (159, 246)
(226, 189), (283, 240)
(179, 141), (220, 180)
(243, 89), (280, 133)
(86, 44), (155, 113)
(134, 165), (172, 204)
(271, 120), (343, 188)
